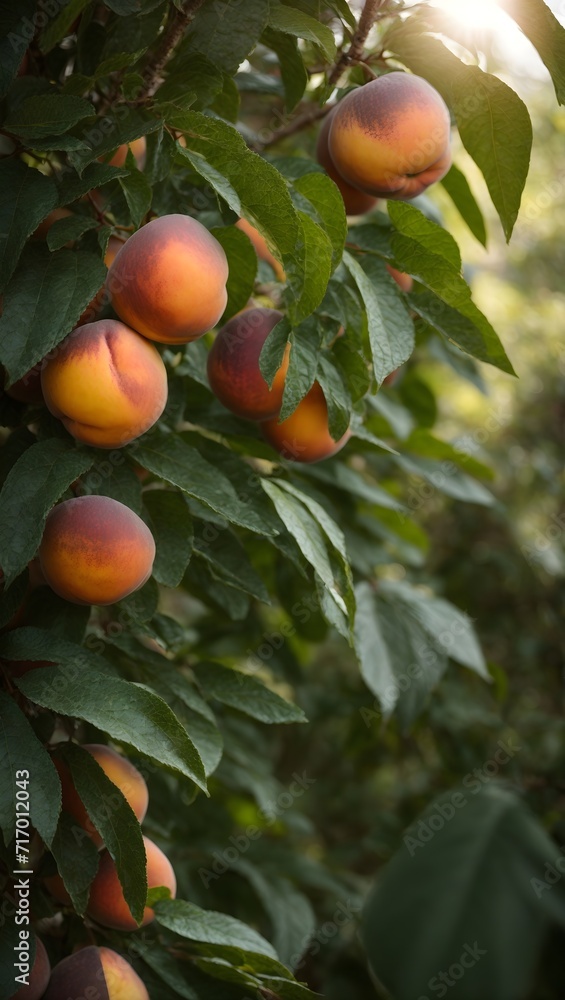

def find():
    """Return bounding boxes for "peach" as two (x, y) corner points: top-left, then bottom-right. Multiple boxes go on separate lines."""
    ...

(38, 495), (156, 606)
(13, 936), (50, 1000)
(207, 307), (289, 420)
(261, 381), (351, 463)
(386, 264), (413, 293)
(107, 214), (229, 344)
(32, 208), (73, 241)
(316, 109), (378, 216)
(43, 946), (148, 1000)
(104, 137), (147, 169)
(329, 72), (452, 200)
(41, 319), (167, 449)
(235, 218), (286, 281)
(87, 835), (176, 931)
(53, 743), (149, 849)
(5, 364), (44, 404)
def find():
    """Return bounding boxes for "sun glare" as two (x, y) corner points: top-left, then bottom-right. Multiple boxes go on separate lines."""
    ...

(428, 0), (509, 34)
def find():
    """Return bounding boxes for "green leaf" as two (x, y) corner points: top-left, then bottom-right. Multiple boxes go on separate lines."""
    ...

(0, 0), (37, 99)
(279, 316), (321, 421)
(118, 161), (153, 228)
(0, 626), (116, 675)
(17, 667), (207, 792)
(194, 530), (270, 604)
(4, 94), (94, 139)
(262, 28), (308, 110)
(268, 0), (336, 60)
(154, 897), (279, 960)
(132, 429), (276, 537)
(143, 491), (194, 588)
(0, 245), (107, 385)
(0, 440), (93, 587)
(362, 784), (563, 1000)
(210, 226), (258, 322)
(184, 0), (271, 77)
(193, 663), (306, 724)
(57, 742), (147, 924)
(46, 215), (99, 251)
(290, 211), (333, 324)
(0, 690), (61, 848)
(293, 171), (347, 272)
(67, 110), (162, 172)
(497, 0), (565, 105)
(39, 0), (92, 52)
(259, 316), (292, 388)
(343, 251), (415, 384)
(409, 287), (514, 374)
(236, 861), (316, 969)
(353, 582), (397, 717)
(394, 452), (496, 506)
(380, 580), (490, 680)
(0, 160), (58, 294)
(387, 201), (461, 270)
(157, 52), (222, 109)
(50, 811), (100, 915)
(441, 163), (487, 247)
(56, 162), (130, 205)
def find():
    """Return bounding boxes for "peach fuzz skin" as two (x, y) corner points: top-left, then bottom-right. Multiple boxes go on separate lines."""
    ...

(261, 382), (351, 464)
(39, 495), (155, 606)
(207, 307), (289, 420)
(87, 835), (176, 931)
(235, 219), (286, 281)
(54, 744), (149, 849)
(108, 214), (229, 344)
(316, 109), (378, 216)
(329, 72), (451, 200)
(43, 945), (149, 1000)
(13, 937), (50, 1000)
(41, 319), (167, 449)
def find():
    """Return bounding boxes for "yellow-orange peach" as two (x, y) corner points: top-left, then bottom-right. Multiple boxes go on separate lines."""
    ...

(5, 364), (44, 404)
(39, 496), (155, 606)
(207, 307), (289, 420)
(104, 137), (147, 169)
(43, 946), (148, 1000)
(87, 835), (176, 930)
(54, 743), (148, 849)
(329, 72), (451, 200)
(316, 109), (378, 216)
(235, 218), (286, 282)
(261, 382), (351, 463)
(386, 264), (413, 293)
(108, 214), (229, 344)
(41, 319), (167, 449)
(13, 936), (50, 1000)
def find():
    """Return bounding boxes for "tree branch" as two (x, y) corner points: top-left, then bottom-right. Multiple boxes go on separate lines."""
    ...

(328, 0), (388, 86)
(139, 0), (207, 100)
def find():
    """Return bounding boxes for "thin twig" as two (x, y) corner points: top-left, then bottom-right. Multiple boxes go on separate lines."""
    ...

(259, 101), (334, 150)
(328, 0), (388, 85)
(138, 0), (207, 101)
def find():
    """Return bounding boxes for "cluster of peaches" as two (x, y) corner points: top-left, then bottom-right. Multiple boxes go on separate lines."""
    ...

(18, 743), (175, 1000)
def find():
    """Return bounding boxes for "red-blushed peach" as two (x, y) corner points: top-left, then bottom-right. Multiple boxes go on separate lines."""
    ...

(383, 368), (401, 387)
(41, 319), (167, 449)
(38, 495), (156, 606)
(53, 743), (148, 849)
(316, 109), (378, 216)
(13, 936), (50, 1000)
(43, 945), (149, 1000)
(107, 214), (229, 344)
(235, 218), (286, 281)
(43, 872), (71, 907)
(207, 307), (289, 420)
(386, 264), (413, 293)
(5, 659), (54, 679)
(5, 364), (44, 404)
(328, 72), (452, 200)
(104, 137), (147, 169)
(261, 381), (351, 463)
(87, 835), (176, 931)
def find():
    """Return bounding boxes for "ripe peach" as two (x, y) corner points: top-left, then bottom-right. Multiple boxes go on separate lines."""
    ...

(386, 264), (413, 293)
(43, 946), (149, 1000)
(5, 364), (44, 404)
(13, 936), (50, 1000)
(316, 109), (378, 216)
(54, 743), (149, 850)
(41, 319), (167, 449)
(87, 835), (176, 930)
(329, 72), (451, 200)
(104, 137), (147, 169)
(261, 382), (351, 463)
(108, 214), (229, 344)
(235, 218), (286, 281)
(207, 307), (289, 420)
(38, 495), (156, 606)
